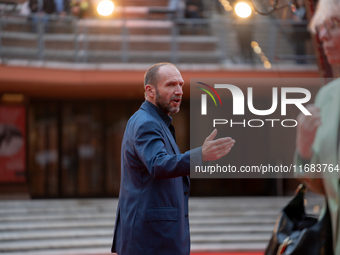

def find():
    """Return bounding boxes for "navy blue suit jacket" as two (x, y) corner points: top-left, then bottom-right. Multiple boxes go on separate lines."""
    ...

(111, 101), (202, 255)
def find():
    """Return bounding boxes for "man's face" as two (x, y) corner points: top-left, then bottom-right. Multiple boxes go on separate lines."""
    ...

(317, 16), (340, 65)
(154, 65), (184, 115)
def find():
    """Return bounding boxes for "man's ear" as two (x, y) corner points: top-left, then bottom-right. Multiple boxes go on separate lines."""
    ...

(145, 84), (156, 99)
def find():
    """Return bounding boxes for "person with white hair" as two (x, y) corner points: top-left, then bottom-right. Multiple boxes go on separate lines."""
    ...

(309, 0), (340, 64)
(295, 0), (340, 254)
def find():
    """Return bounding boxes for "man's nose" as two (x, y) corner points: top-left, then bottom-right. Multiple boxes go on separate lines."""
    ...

(175, 85), (183, 95)
(319, 26), (330, 42)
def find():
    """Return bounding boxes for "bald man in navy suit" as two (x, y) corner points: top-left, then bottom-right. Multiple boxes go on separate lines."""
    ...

(111, 63), (235, 255)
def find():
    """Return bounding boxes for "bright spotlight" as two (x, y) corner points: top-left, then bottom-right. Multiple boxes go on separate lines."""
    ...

(97, 0), (114, 16)
(235, 2), (252, 18)
(225, 5), (233, 11)
(251, 41), (258, 48)
(263, 61), (271, 69)
(253, 46), (261, 54)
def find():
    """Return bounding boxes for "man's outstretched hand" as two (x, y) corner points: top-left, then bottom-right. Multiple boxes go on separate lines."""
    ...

(202, 129), (235, 162)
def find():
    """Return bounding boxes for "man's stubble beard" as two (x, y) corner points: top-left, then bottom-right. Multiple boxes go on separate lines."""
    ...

(155, 88), (180, 115)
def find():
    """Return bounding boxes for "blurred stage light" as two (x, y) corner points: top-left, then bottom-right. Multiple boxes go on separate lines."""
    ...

(235, 2), (252, 18)
(251, 41), (258, 48)
(252, 41), (270, 68)
(219, 0), (233, 11)
(253, 46), (261, 54)
(222, 0), (230, 6)
(225, 5), (233, 11)
(263, 61), (271, 69)
(261, 56), (268, 62)
(97, 0), (114, 16)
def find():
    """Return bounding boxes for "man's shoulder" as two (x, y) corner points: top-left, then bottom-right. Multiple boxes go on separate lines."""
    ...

(127, 108), (163, 137)
(129, 107), (160, 126)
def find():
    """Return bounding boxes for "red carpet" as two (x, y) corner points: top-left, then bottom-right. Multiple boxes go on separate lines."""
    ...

(76, 253), (264, 255)
(111, 252), (265, 255)
(110, 252), (264, 255)
(191, 253), (263, 255)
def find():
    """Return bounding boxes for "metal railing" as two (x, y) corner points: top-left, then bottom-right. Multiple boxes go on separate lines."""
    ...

(0, 13), (316, 65)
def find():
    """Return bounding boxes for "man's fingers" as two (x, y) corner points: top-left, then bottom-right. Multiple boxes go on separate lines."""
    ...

(212, 137), (235, 146)
(216, 147), (232, 159)
(220, 143), (234, 153)
(217, 140), (235, 150)
(205, 129), (217, 142)
(210, 140), (235, 154)
(202, 131), (235, 161)
(217, 137), (233, 142)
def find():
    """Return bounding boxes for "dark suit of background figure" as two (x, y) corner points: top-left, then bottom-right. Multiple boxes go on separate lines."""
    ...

(111, 100), (202, 255)
(291, 0), (310, 64)
(29, 0), (54, 14)
(29, 0), (70, 33)
(185, 0), (203, 18)
(29, 0), (70, 14)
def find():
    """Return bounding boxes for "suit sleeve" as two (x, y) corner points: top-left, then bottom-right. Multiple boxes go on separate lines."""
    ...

(134, 119), (202, 179)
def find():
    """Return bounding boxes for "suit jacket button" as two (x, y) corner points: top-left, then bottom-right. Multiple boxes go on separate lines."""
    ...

(184, 191), (188, 196)
(185, 214), (188, 218)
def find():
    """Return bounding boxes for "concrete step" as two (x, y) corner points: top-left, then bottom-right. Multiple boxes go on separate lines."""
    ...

(0, 196), (324, 254)
(0, 47), (223, 63)
(0, 234), (273, 251)
(0, 237), (111, 252)
(1, 225), (275, 242)
(0, 228), (112, 241)
(0, 212), (278, 223)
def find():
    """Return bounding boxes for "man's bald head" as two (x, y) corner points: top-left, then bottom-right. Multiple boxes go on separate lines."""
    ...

(144, 62), (177, 88)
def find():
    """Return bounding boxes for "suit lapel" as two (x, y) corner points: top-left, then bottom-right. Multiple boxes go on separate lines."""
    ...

(140, 102), (190, 182)
(140, 102), (180, 154)
(160, 123), (181, 154)
(160, 122), (190, 184)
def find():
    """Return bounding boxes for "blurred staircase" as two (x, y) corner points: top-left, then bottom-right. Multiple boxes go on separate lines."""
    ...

(0, 195), (324, 254)
(0, 0), (221, 64)
(0, 0), (310, 65)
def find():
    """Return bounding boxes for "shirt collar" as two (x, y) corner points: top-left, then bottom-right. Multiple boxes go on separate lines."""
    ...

(144, 100), (173, 127)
